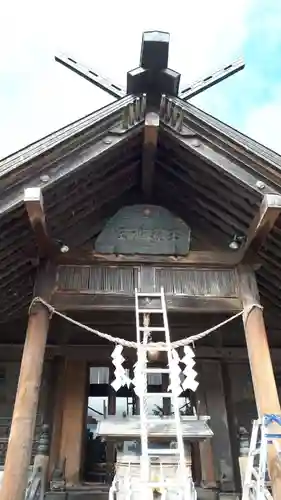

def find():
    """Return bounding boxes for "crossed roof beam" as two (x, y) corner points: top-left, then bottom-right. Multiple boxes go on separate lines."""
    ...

(55, 31), (244, 103)
(55, 31), (244, 201)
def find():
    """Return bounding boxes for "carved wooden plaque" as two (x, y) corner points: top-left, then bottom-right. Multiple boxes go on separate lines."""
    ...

(95, 205), (191, 255)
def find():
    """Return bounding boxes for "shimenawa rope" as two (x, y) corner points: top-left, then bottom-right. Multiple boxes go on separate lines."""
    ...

(30, 296), (262, 349)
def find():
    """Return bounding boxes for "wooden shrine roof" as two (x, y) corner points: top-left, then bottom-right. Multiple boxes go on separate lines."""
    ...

(0, 95), (281, 320)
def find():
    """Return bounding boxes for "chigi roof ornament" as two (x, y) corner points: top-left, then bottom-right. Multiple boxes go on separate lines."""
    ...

(55, 30), (245, 110)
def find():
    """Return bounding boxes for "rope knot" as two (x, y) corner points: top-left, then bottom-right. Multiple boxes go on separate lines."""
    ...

(29, 296), (55, 319)
(242, 303), (263, 326)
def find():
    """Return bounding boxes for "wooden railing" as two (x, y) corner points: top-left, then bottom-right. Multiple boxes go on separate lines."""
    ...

(0, 417), (42, 466)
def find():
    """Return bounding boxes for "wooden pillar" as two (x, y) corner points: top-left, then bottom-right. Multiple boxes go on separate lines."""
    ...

(199, 360), (235, 491)
(0, 265), (54, 500)
(240, 267), (281, 500)
(196, 367), (217, 489)
(59, 359), (87, 486)
(48, 357), (66, 478)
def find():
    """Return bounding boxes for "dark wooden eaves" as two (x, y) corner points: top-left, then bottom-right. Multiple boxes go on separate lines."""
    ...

(176, 98), (281, 189)
(0, 96), (143, 215)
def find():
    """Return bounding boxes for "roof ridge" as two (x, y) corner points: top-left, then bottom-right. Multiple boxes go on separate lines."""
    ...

(0, 96), (133, 178)
(177, 99), (281, 169)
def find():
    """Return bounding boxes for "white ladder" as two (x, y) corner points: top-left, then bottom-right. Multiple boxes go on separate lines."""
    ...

(242, 414), (281, 500)
(134, 287), (187, 495)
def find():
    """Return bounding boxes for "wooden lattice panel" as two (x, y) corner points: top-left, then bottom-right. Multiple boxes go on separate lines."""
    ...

(56, 265), (239, 297)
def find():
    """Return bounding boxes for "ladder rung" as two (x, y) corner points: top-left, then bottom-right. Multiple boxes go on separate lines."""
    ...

(138, 309), (164, 313)
(147, 448), (179, 455)
(139, 327), (166, 331)
(145, 368), (170, 374)
(137, 292), (162, 297)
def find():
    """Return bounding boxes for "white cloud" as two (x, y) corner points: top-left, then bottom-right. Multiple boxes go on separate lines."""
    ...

(0, 0), (254, 158)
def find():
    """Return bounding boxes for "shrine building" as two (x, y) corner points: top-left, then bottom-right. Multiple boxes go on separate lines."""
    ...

(0, 31), (281, 500)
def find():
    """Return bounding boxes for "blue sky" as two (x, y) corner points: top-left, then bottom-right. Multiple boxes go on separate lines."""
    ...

(194, 1), (281, 148)
(0, 0), (281, 159)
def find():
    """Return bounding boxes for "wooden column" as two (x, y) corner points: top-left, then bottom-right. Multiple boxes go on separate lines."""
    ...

(48, 357), (66, 479)
(199, 360), (235, 491)
(240, 267), (281, 500)
(59, 359), (87, 485)
(0, 265), (54, 500)
(196, 366), (217, 489)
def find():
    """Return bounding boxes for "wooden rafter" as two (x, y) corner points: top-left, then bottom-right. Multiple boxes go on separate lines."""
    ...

(241, 194), (281, 262)
(166, 128), (275, 194)
(24, 187), (57, 258)
(142, 112), (159, 198)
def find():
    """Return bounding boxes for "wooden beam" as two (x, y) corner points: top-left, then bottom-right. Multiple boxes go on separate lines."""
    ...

(141, 112), (159, 199)
(24, 187), (58, 258)
(239, 266), (281, 500)
(241, 194), (281, 261)
(0, 263), (55, 500)
(52, 292), (242, 313)
(56, 249), (241, 267)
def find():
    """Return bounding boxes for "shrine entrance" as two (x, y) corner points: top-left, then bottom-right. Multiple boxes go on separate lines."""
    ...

(83, 365), (200, 486)
(84, 366), (137, 483)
